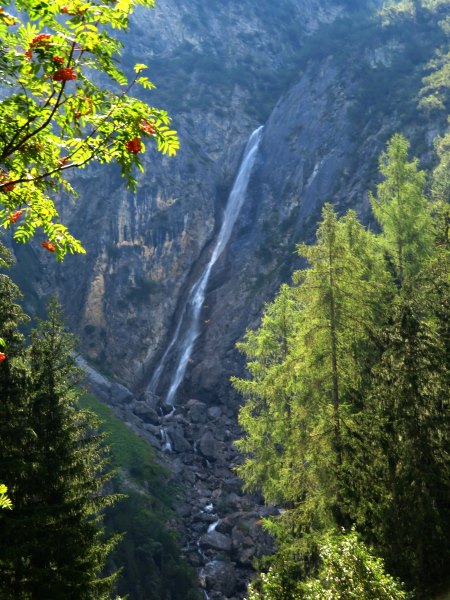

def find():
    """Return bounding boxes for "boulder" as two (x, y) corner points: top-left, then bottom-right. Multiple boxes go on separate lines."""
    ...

(187, 399), (208, 424)
(138, 390), (161, 411)
(223, 492), (244, 511)
(235, 545), (255, 566)
(160, 401), (174, 416)
(231, 524), (254, 549)
(110, 382), (133, 405)
(200, 530), (232, 553)
(198, 431), (219, 460)
(143, 423), (160, 436)
(133, 403), (159, 425)
(223, 476), (244, 494)
(139, 430), (161, 449)
(166, 424), (191, 453)
(207, 405), (222, 419)
(199, 560), (236, 596)
(182, 467), (196, 485)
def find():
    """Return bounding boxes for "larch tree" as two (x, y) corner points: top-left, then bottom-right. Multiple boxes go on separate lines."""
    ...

(369, 133), (434, 285)
(234, 206), (391, 578)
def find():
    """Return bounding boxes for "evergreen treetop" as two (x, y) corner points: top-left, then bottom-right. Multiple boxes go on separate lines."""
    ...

(0, 284), (120, 598)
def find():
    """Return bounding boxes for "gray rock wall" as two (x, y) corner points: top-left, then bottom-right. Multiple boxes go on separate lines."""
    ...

(28, 0), (350, 393)
(16, 0), (443, 405)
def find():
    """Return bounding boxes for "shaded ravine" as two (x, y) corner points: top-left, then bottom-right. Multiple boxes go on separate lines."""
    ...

(148, 126), (264, 406)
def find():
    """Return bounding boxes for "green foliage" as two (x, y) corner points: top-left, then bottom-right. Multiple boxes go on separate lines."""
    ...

(379, 0), (417, 24)
(381, 0), (450, 111)
(248, 562), (304, 600)
(0, 0), (178, 259)
(370, 133), (434, 285)
(234, 204), (392, 560)
(301, 530), (408, 600)
(418, 0), (450, 110)
(235, 134), (450, 598)
(0, 290), (119, 598)
(248, 530), (408, 600)
(353, 252), (450, 597)
(80, 393), (201, 600)
(80, 392), (167, 489)
(0, 484), (12, 510)
(105, 493), (201, 600)
(420, 48), (450, 111)
(432, 131), (450, 213)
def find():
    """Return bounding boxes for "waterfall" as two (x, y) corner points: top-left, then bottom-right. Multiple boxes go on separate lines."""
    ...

(207, 519), (220, 534)
(148, 126), (263, 405)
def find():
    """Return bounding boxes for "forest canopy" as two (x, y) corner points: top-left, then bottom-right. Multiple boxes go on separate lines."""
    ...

(234, 133), (450, 599)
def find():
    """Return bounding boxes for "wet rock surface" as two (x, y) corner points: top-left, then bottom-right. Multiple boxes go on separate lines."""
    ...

(84, 371), (276, 599)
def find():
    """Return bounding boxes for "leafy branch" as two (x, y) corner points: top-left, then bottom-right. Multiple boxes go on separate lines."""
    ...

(0, 0), (179, 259)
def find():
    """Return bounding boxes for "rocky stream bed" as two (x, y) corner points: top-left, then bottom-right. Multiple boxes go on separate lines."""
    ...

(81, 361), (276, 599)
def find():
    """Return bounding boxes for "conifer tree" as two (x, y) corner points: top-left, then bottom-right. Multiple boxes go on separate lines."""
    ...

(369, 133), (434, 285)
(431, 132), (450, 247)
(352, 135), (450, 597)
(356, 289), (450, 598)
(234, 206), (391, 570)
(0, 296), (119, 599)
(0, 241), (31, 526)
(235, 136), (449, 598)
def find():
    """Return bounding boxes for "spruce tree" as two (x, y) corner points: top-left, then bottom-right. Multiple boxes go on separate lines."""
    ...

(352, 135), (450, 597)
(356, 289), (450, 598)
(0, 296), (119, 599)
(0, 242), (33, 591)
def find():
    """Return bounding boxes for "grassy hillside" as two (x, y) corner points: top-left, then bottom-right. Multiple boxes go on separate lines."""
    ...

(80, 393), (200, 600)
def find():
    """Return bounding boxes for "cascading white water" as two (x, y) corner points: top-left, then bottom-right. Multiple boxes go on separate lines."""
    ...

(148, 126), (263, 405)
(207, 519), (220, 534)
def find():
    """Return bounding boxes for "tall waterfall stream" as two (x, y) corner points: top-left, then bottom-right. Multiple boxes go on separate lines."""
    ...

(148, 126), (263, 407)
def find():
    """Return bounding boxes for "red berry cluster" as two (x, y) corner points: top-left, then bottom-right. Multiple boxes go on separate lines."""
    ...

(1, 180), (15, 192)
(9, 210), (23, 223)
(30, 33), (52, 47)
(140, 121), (156, 135)
(61, 5), (88, 15)
(41, 241), (56, 252)
(125, 137), (142, 154)
(53, 68), (77, 81)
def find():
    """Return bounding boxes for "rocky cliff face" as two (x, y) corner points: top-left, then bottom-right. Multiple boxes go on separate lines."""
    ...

(19, 0), (443, 400)
(29, 0), (351, 390)
(14, 0), (445, 394)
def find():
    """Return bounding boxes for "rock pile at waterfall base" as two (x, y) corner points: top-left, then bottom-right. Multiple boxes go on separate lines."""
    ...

(85, 375), (276, 599)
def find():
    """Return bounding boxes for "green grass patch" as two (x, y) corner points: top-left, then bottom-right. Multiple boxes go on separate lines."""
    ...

(79, 392), (200, 599)
(80, 393), (169, 505)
